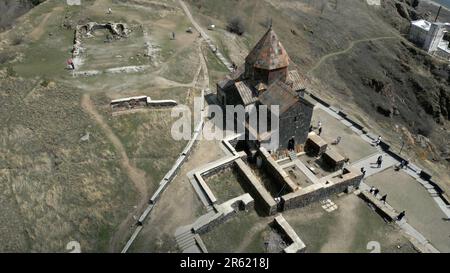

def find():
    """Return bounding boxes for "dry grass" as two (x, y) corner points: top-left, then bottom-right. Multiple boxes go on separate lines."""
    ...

(0, 0), (202, 252)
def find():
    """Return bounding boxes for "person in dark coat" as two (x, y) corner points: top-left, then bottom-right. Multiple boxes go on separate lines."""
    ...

(373, 188), (380, 196)
(360, 167), (366, 176)
(376, 155), (383, 168)
(287, 137), (295, 151)
(396, 211), (406, 221)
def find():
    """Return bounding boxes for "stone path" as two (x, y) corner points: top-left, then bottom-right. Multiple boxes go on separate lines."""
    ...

(178, 0), (234, 71)
(350, 152), (398, 178)
(175, 226), (199, 253)
(358, 186), (440, 253)
(311, 94), (449, 252)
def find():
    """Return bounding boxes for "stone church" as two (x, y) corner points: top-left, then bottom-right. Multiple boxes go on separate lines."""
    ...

(216, 27), (314, 151)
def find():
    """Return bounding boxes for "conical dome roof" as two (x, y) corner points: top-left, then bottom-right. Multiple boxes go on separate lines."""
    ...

(245, 27), (290, 70)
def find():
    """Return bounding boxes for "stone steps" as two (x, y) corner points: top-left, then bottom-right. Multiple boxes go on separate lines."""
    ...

(175, 230), (196, 250)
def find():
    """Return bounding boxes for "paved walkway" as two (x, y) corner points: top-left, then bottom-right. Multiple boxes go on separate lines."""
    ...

(351, 152), (398, 178)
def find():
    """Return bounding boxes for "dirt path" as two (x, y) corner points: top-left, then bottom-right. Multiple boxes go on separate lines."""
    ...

(80, 93), (149, 252)
(121, 44), (215, 252)
(198, 45), (210, 90)
(308, 36), (399, 75)
(30, 6), (64, 41)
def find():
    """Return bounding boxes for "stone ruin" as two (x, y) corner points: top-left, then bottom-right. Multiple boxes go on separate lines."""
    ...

(77, 22), (130, 38)
(110, 96), (177, 113)
(190, 137), (363, 217)
(72, 22), (131, 60)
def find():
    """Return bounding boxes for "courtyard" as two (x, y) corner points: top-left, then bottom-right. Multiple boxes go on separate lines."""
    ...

(311, 108), (378, 162)
(205, 168), (246, 204)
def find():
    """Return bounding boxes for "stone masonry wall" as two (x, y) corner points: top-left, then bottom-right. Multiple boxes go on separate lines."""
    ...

(234, 159), (277, 215)
(257, 147), (298, 192)
(282, 167), (363, 210)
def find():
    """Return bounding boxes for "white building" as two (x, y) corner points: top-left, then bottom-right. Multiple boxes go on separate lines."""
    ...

(409, 19), (450, 61)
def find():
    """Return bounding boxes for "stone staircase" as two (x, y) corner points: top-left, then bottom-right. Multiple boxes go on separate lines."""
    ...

(288, 150), (298, 161)
(175, 228), (199, 253)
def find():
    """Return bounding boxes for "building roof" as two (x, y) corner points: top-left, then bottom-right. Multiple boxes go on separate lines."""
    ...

(229, 64), (245, 81)
(287, 70), (306, 91)
(245, 28), (290, 70)
(258, 80), (299, 114)
(411, 19), (432, 31)
(255, 82), (267, 92)
(217, 77), (234, 90)
(235, 81), (259, 105)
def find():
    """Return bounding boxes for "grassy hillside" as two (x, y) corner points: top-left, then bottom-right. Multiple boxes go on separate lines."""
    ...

(186, 0), (450, 191)
(0, 0), (201, 252)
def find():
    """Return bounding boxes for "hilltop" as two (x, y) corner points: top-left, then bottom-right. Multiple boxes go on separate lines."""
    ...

(185, 0), (450, 190)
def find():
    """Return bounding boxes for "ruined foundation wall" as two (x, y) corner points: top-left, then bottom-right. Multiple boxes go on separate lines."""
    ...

(257, 147), (298, 192)
(234, 158), (277, 215)
(282, 167), (362, 210)
(273, 215), (306, 253)
(193, 194), (254, 234)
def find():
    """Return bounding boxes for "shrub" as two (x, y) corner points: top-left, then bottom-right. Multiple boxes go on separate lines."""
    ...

(11, 36), (23, 46)
(227, 16), (246, 36)
(41, 78), (51, 87)
(6, 66), (16, 77)
(0, 52), (14, 64)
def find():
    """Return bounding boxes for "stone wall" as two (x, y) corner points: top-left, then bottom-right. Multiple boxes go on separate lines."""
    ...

(282, 167), (363, 210)
(273, 215), (306, 253)
(278, 97), (314, 150)
(193, 194), (254, 235)
(304, 133), (327, 156)
(257, 147), (298, 192)
(234, 158), (277, 215)
(322, 149), (345, 171)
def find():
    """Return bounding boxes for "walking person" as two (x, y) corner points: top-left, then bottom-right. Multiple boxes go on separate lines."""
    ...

(399, 160), (406, 169)
(318, 127), (323, 136)
(380, 194), (387, 204)
(373, 135), (382, 146)
(396, 211), (406, 221)
(376, 155), (383, 168)
(287, 137), (295, 152)
(360, 167), (366, 177)
(373, 188), (380, 196)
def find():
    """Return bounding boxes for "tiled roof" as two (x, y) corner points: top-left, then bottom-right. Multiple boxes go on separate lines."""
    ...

(287, 70), (306, 91)
(235, 81), (259, 106)
(245, 28), (290, 70)
(258, 80), (299, 114)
